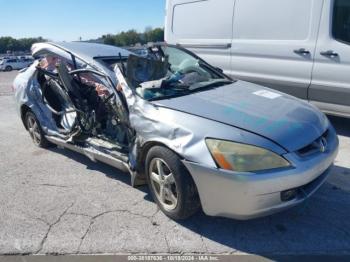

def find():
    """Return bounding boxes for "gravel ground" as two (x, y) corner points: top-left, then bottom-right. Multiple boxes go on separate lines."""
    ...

(0, 71), (349, 256)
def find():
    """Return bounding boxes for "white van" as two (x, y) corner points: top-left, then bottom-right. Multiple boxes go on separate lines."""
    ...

(165, 0), (350, 117)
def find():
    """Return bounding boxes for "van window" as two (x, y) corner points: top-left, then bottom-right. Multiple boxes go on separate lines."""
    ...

(233, 0), (313, 40)
(172, 0), (234, 39)
(333, 0), (350, 45)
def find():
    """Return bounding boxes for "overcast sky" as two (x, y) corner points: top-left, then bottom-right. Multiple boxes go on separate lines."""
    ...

(0, 0), (165, 41)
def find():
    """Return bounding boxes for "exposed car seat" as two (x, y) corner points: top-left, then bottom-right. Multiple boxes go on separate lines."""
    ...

(37, 68), (77, 134)
(56, 63), (97, 133)
(57, 63), (85, 105)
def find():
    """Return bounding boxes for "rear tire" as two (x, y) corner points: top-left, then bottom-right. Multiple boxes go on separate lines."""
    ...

(5, 66), (12, 71)
(25, 111), (53, 148)
(145, 146), (200, 220)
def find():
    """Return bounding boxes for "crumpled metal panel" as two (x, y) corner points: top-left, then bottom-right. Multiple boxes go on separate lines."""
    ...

(14, 61), (65, 138)
(114, 66), (286, 168)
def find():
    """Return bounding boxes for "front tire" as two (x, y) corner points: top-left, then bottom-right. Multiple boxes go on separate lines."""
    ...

(145, 146), (200, 220)
(25, 111), (52, 148)
(5, 66), (12, 71)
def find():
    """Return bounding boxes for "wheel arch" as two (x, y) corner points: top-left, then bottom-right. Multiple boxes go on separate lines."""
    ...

(132, 140), (184, 185)
(132, 139), (196, 188)
(137, 140), (185, 173)
(139, 140), (201, 218)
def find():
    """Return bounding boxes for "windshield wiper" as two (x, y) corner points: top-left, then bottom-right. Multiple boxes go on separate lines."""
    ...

(149, 94), (189, 101)
(189, 79), (233, 92)
(148, 88), (191, 101)
(146, 77), (233, 101)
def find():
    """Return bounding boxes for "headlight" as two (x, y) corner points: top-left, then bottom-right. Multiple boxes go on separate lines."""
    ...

(206, 139), (290, 172)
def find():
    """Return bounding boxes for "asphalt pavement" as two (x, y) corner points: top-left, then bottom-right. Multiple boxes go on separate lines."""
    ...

(0, 71), (349, 256)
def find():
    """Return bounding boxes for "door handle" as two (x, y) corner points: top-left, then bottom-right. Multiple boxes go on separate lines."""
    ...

(294, 48), (310, 55)
(320, 50), (338, 57)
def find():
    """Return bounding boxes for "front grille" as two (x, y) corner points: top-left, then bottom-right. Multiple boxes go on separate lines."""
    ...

(297, 129), (329, 157)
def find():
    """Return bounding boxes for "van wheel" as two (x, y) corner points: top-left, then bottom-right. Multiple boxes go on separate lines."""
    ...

(145, 146), (200, 220)
(5, 66), (12, 71)
(25, 111), (52, 148)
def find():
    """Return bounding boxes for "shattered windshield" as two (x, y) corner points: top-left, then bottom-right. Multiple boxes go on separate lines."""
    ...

(125, 46), (232, 100)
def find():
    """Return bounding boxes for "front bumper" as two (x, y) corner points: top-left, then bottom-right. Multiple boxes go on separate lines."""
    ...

(183, 128), (339, 220)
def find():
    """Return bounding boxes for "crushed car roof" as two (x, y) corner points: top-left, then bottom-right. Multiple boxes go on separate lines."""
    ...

(31, 42), (131, 65)
(51, 42), (131, 58)
(31, 42), (132, 79)
(32, 42), (131, 57)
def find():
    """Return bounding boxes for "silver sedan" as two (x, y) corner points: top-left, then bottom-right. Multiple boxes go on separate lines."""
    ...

(13, 42), (338, 220)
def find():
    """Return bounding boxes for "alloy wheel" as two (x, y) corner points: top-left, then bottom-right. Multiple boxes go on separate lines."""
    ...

(149, 158), (178, 211)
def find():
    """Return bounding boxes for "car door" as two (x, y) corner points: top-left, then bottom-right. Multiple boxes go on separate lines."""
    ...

(309, 0), (350, 116)
(230, 0), (323, 100)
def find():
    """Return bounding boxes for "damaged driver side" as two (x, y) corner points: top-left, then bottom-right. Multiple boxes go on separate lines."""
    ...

(36, 54), (132, 158)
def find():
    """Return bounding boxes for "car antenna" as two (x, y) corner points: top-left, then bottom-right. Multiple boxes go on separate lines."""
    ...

(119, 52), (126, 75)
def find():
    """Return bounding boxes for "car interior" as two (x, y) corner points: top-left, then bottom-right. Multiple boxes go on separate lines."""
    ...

(35, 55), (131, 155)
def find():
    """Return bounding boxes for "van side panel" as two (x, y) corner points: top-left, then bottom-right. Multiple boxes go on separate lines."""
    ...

(230, 0), (323, 100)
(166, 0), (323, 101)
(165, 0), (235, 74)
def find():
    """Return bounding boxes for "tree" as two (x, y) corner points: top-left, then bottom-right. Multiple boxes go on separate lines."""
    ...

(144, 26), (153, 33)
(102, 34), (116, 46)
(0, 28), (165, 53)
(0, 37), (46, 53)
(114, 30), (141, 46)
(144, 28), (164, 43)
(102, 28), (164, 47)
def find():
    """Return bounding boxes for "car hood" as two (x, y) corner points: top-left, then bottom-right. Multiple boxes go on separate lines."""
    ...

(153, 81), (329, 152)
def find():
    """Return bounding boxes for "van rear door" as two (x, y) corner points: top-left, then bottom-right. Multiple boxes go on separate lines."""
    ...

(309, 0), (350, 117)
(230, 0), (323, 100)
